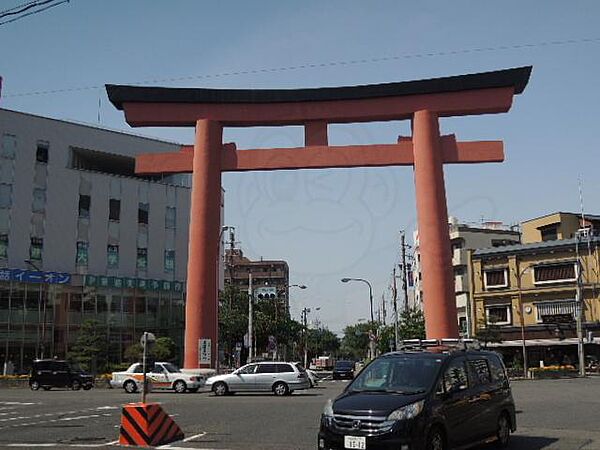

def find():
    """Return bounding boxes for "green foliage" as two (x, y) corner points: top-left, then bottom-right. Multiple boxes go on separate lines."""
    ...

(123, 336), (178, 364)
(340, 322), (373, 360)
(474, 319), (502, 347)
(218, 285), (306, 361)
(399, 307), (426, 340)
(67, 320), (109, 374)
(306, 327), (340, 357)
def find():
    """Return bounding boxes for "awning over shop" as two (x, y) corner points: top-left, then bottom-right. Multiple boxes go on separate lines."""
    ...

(489, 338), (598, 347)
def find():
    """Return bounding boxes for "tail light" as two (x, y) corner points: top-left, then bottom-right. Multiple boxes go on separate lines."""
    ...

(298, 372), (307, 378)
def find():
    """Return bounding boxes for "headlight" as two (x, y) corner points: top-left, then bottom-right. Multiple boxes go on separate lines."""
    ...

(387, 400), (424, 421)
(323, 399), (334, 417)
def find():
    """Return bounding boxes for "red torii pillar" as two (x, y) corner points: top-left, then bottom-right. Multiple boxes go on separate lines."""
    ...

(107, 66), (531, 368)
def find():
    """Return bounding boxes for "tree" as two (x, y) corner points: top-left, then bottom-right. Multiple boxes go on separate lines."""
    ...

(123, 336), (178, 364)
(399, 307), (426, 340)
(68, 320), (109, 374)
(307, 327), (340, 356)
(474, 320), (502, 348)
(340, 322), (373, 360)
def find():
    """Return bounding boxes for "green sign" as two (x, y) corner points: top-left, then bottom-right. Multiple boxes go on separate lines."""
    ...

(84, 275), (184, 292)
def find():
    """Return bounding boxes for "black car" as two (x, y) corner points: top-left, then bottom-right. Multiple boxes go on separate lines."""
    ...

(333, 360), (355, 380)
(319, 344), (516, 450)
(29, 359), (94, 391)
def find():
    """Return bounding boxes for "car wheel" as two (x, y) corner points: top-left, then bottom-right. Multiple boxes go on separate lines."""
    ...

(212, 381), (228, 396)
(123, 380), (137, 394)
(187, 387), (199, 393)
(83, 385), (92, 391)
(273, 381), (289, 396)
(71, 380), (81, 391)
(173, 380), (187, 393)
(30, 381), (40, 391)
(426, 426), (446, 450)
(496, 413), (511, 448)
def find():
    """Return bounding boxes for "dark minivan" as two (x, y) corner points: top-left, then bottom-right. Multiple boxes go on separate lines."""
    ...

(333, 360), (355, 380)
(29, 359), (94, 391)
(319, 346), (515, 450)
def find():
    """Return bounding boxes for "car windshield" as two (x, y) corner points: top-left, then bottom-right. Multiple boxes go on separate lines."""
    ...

(335, 361), (354, 369)
(349, 356), (442, 394)
(162, 363), (180, 373)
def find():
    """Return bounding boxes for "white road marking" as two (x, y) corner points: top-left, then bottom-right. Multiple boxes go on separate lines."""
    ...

(0, 405), (119, 423)
(183, 432), (208, 442)
(0, 402), (37, 406)
(6, 441), (120, 448)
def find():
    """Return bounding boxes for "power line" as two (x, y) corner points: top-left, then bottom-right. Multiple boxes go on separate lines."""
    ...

(4, 34), (600, 98)
(0, 0), (69, 27)
(0, 0), (56, 19)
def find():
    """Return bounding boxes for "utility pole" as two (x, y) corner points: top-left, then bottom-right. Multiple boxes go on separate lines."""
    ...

(575, 229), (586, 377)
(400, 231), (409, 311)
(392, 266), (399, 351)
(381, 293), (386, 326)
(248, 273), (253, 364)
(301, 307), (309, 368)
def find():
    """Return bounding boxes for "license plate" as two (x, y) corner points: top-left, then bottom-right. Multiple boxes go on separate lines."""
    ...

(344, 435), (366, 449)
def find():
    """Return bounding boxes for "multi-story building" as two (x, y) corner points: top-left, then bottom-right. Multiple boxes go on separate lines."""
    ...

(521, 211), (600, 243)
(0, 108), (214, 372)
(413, 218), (520, 336)
(223, 246), (290, 314)
(472, 212), (600, 367)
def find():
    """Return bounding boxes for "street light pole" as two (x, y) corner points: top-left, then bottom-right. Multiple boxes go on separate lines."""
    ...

(341, 278), (376, 359)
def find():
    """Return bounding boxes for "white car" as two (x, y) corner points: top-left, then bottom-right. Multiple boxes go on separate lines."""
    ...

(306, 368), (319, 387)
(111, 362), (205, 394)
(205, 362), (310, 396)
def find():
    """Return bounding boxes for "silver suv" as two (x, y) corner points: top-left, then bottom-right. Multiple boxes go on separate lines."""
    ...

(206, 362), (310, 396)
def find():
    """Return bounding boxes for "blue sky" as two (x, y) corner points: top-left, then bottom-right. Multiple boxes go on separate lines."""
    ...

(2, 1), (600, 333)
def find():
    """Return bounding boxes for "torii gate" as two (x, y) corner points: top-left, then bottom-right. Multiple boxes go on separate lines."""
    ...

(107, 66), (531, 368)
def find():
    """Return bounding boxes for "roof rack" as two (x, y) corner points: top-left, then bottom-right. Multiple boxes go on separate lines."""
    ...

(398, 338), (481, 351)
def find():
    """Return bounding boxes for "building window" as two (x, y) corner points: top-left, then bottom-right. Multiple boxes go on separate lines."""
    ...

(36, 142), (49, 163)
(0, 184), (12, 208)
(484, 269), (508, 289)
(533, 263), (577, 284)
(30, 237), (43, 261)
(138, 203), (149, 225)
(1, 134), (16, 159)
(535, 300), (576, 323)
(107, 244), (119, 268)
(0, 233), (7, 258)
(79, 195), (91, 218)
(540, 225), (558, 241)
(164, 249), (175, 273)
(165, 207), (176, 229)
(109, 199), (120, 221)
(137, 248), (148, 269)
(485, 305), (511, 326)
(76, 241), (88, 266)
(32, 188), (46, 213)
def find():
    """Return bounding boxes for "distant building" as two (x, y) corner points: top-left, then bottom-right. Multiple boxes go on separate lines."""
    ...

(0, 108), (223, 371)
(223, 247), (290, 314)
(413, 218), (520, 336)
(472, 212), (600, 367)
(522, 212), (600, 243)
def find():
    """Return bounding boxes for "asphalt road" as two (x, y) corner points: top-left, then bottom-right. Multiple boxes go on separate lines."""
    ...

(0, 378), (599, 449)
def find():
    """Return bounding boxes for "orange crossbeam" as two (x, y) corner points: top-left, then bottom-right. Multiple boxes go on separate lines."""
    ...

(135, 137), (503, 175)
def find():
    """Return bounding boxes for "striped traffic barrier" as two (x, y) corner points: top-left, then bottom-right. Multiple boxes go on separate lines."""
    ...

(119, 402), (184, 447)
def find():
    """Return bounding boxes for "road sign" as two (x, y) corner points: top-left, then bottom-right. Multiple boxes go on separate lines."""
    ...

(199, 339), (211, 365)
